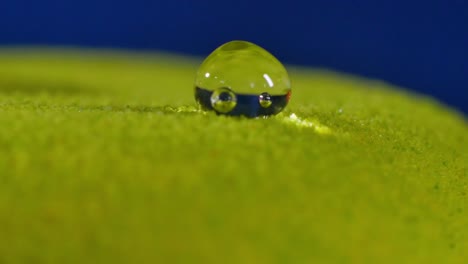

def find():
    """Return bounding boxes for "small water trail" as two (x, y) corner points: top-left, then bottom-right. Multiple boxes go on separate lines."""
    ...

(278, 113), (333, 135)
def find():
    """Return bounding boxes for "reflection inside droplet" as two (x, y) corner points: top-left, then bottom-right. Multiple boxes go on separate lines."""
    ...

(259, 92), (272, 108)
(210, 87), (237, 113)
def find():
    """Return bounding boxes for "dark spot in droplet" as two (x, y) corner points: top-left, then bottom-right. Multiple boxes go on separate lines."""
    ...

(219, 92), (232, 102)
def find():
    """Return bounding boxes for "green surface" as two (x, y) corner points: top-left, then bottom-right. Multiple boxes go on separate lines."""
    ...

(0, 49), (467, 263)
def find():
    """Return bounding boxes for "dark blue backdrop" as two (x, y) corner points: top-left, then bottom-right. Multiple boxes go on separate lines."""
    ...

(1, 0), (466, 113)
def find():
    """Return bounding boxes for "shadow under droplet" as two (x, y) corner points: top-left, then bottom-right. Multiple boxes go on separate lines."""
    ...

(0, 75), (98, 95)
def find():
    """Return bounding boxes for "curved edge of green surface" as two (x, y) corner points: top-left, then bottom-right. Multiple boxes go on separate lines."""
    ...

(0, 46), (465, 114)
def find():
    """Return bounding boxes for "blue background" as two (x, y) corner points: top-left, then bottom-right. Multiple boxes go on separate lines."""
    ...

(0, 0), (466, 113)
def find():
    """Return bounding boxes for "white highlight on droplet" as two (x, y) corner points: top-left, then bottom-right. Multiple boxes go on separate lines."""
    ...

(263, 73), (274, 87)
(205, 72), (210, 78)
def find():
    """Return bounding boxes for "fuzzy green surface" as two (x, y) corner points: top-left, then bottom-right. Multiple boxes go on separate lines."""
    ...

(0, 49), (467, 263)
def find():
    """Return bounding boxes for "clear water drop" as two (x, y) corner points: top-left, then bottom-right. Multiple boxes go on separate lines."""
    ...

(194, 40), (291, 117)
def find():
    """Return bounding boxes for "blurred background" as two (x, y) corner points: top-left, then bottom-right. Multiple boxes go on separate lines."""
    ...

(0, 0), (466, 113)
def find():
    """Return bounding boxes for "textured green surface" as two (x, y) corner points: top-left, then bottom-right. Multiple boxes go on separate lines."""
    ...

(0, 49), (467, 263)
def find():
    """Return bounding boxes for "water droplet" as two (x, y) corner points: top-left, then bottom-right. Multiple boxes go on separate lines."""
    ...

(194, 40), (291, 117)
(210, 87), (237, 113)
(259, 92), (272, 108)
